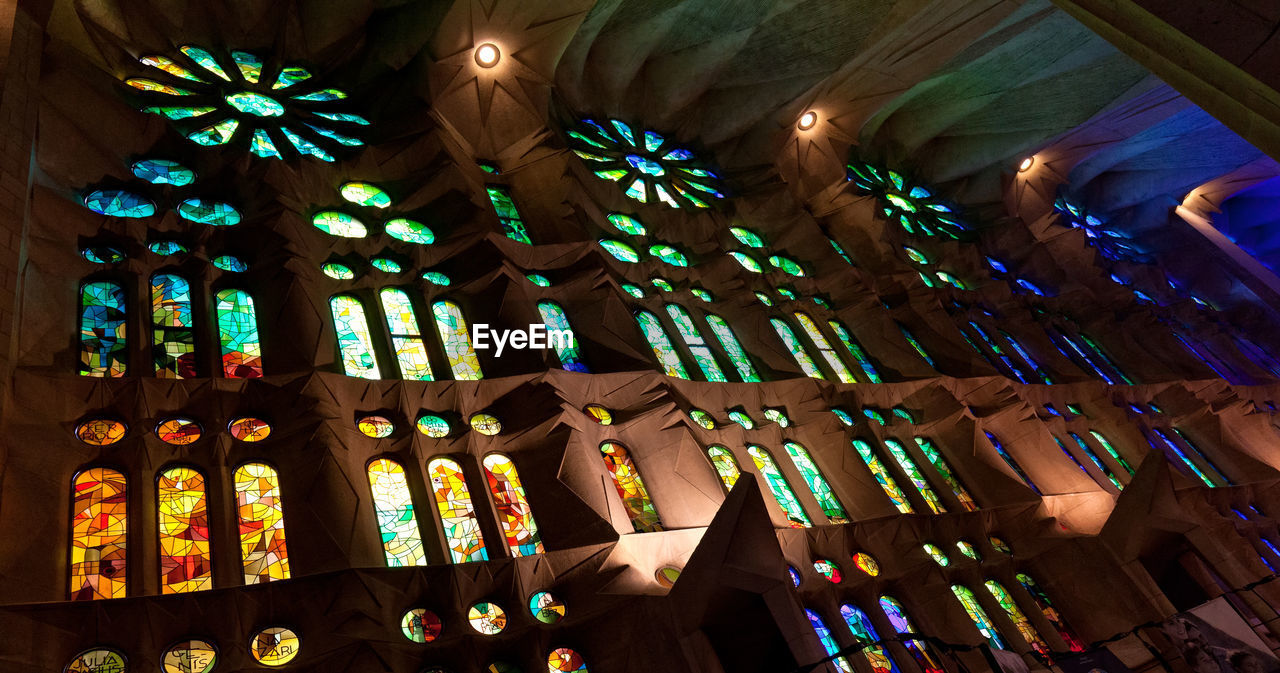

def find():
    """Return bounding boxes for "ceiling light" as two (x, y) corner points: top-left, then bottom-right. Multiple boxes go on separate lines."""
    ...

(798, 111), (817, 130)
(1018, 156), (1035, 172)
(475, 43), (500, 68)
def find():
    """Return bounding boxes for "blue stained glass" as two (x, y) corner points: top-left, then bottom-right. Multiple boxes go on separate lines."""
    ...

(272, 66), (312, 89)
(225, 92), (283, 117)
(643, 131), (664, 152)
(384, 218), (434, 244)
(251, 129), (282, 159)
(806, 609), (855, 673)
(292, 89), (347, 101)
(312, 111), (369, 125)
(231, 51), (263, 83)
(538, 300), (588, 373)
(80, 281), (128, 377)
(212, 255), (248, 272)
(177, 198), (241, 226)
(1016, 279), (1047, 296)
(131, 159), (196, 186)
(985, 432), (1040, 494)
(148, 241), (188, 256)
(663, 148), (693, 161)
(986, 257), (1007, 272)
(180, 45), (230, 81)
(186, 119), (239, 146)
(610, 120), (636, 146)
(82, 246), (126, 264)
(283, 128), (335, 161)
(306, 124), (363, 147)
(84, 190), (155, 218)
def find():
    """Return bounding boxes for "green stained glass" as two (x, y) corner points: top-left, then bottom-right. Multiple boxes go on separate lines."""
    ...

(180, 45), (230, 81)
(828, 237), (853, 264)
(212, 255), (247, 272)
(422, 271), (451, 286)
(777, 287), (797, 300)
(340, 182), (393, 208)
(650, 244), (689, 267)
(139, 55), (203, 81)
(914, 437), (978, 511)
(956, 540), (980, 560)
(144, 106), (216, 120)
(312, 211), (367, 238)
(428, 457), (490, 563)
(322, 262), (355, 280)
(771, 318), (823, 379)
(755, 292), (773, 306)
(864, 409), (887, 425)
(607, 213), (646, 235)
(599, 442), (663, 533)
(283, 128), (334, 161)
(898, 324), (936, 367)
(882, 438), (946, 514)
(82, 246), (125, 264)
(215, 289), (263, 377)
(936, 271), (965, 289)
(307, 124), (363, 147)
(769, 255), (805, 277)
(416, 415), (451, 438)
(85, 189), (155, 218)
(132, 158), (196, 186)
(311, 111), (369, 125)
(432, 300), (483, 380)
(729, 410), (754, 429)
(691, 287), (713, 302)
(384, 218), (434, 244)
(747, 445), (812, 528)
(486, 185), (532, 244)
(986, 580), (1050, 658)
(783, 441), (848, 523)
(177, 198), (241, 226)
(764, 408), (789, 427)
(839, 604), (899, 673)
(148, 241), (188, 256)
(832, 409), (854, 426)
(635, 310), (689, 379)
(292, 88), (347, 101)
(526, 274), (551, 287)
(367, 458), (428, 567)
(794, 312), (856, 383)
(730, 251), (763, 273)
(371, 258), (402, 273)
(705, 314), (761, 382)
(904, 246), (929, 264)
(706, 445), (741, 491)
(951, 584), (1005, 649)
(730, 227), (766, 248)
(812, 297), (830, 308)
(538, 300), (588, 373)
(1088, 430), (1135, 475)
(893, 407), (915, 423)
(664, 304), (725, 382)
(689, 409), (716, 429)
(1017, 573), (1086, 652)
(923, 543), (950, 566)
(991, 536), (1012, 554)
(80, 281), (128, 377)
(622, 283), (644, 298)
(187, 119), (239, 146)
(330, 295), (381, 379)
(225, 91), (284, 117)
(272, 66), (312, 89)
(251, 129), (281, 159)
(829, 319), (882, 383)
(1068, 432), (1124, 490)
(152, 273), (196, 379)
(851, 439), (913, 513)
(599, 239), (640, 263)
(378, 288), (434, 381)
(651, 277), (674, 292)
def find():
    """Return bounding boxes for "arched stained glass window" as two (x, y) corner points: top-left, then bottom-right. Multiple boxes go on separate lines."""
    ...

(482, 454), (544, 557)
(70, 468), (127, 600)
(706, 445), (741, 491)
(1016, 573), (1085, 652)
(537, 300), (588, 373)
(951, 584), (1005, 649)
(234, 463), (290, 584)
(771, 318), (823, 379)
(984, 432), (1041, 495)
(634, 310), (690, 379)
(782, 441), (847, 523)
(879, 596), (946, 673)
(432, 300), (484, 380)
(215, 289), (263, 377)
(80, 280), (128, 377)
(151, 274), (197, 378)
(913, 437), (978, 511)
(705, 314), (761, 381)
(367, 458), (428, 567)
(330, 295), (380, 379)
(794, 313), (856, 383)
(881, 439), (946, 514)
(486, 185), (532, 244)
(665, 304), (726, 382)
(747, 445), (812, 528)
(829, 320), (882, 383)
(985, 580), (1049, 659)
(427, 457), (489, 563)
(599, 442), (663, 533)
(805, 608), (855, 673)
(157, 466), (212, 593)
(850, 439), (913, 514)
(379, 289), (434, 380)
(840, 604), (901, 673)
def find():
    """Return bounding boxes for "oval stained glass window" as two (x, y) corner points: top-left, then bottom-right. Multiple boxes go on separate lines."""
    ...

(649, 244), (688, 267)
(769, 255), (805, 277)
(548, 648), (587, 673)
(923, 543), (950, 566)
(655, 566), (681, 588)
(763, 408), (789, 427)
(650, 277), (674, 292)
(813, 559), (842, 583)
(691, 287), (713, 302)
(312, 211), (367, 238)
(357, 415), (394, 438)
(688, 408), (715, 430)
(529, 591), (566, 624)
(65, 647), (127, 673)
(755, 292), (773, 306)
(401, 608), (443, 643)
(416, 414), (451, 438)
(422, 271), (451, 286)
(832, 408), (854, 426)
(212, 255), (248, 272)
(156, 418), (202, 445)
(384, 218), (434, 244)
(340, 182), (392, 208)
(84, 189), (156, 218)
(177, 198), (241, 226)
(956, 540), (981, 560)
(470, 413), (502, 436)
(729, 251), (762, 273)
(526, 273), (551, 287)
(904, 246), (929, 264)
(989, 536), (1012, 554)
(728, 410), (754, 429)
(81, 246), (126, 264)
(584, 404), (613, 425)
(228, 416), (271, 442)
(132, 158), (197, 186)
(468, 602), (507, 635)
(598, 239), (639, 263)
(321, 262), (355, 280)
(852, 552), (880, 576)
(370, 257), (402, 273)
(621, 283), (643, 298)
(730, 227), (766, 248)
(606, 213), (646, 236)
(76, 419), (127, 446)
(149, 240), (189, 256)
(249, 627), (299, 666)
(162, 639), (217, 673)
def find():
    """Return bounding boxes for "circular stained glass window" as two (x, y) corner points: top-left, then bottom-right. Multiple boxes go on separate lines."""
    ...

(65, 648), (127, 673)
(688, 409), (715, 430)
(228, 417), (271, 442)
(249, 626), (299, 666)
(416, 414), (451, 438)
(655, 566), (681, 588)
(156, 418), (202, 445)
(470, 413), (502, 436)
(852, 552), (881, 577)
(357, 415), (394, 438)
(76, 419), (127, 446)
(548, 647), (588, 672)
(583, 404), (612, 425)
(568, 117), (725, 210)
(468, 602), (507, 635)
(162, 639), (217, 673)
(813, 559), (842, 583)
(400, 608), (443, 643)
(529, 591), (566, 624)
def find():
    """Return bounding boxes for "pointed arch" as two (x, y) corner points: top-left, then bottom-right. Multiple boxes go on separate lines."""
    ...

(794, 312), (856, 382)
(330, 294), (381, 379)
(634, 309), (690, 378)
(366, 458), (428, 567)
(1016, 573), (1085, 651)
(782, 441), (847, 523)
(70, 467), (127, 600)
(427, 456), (488, 562)
(431, 300), (483, 380)
(829, 319), (882, 383)
(233, 462), (290, 584)
(537, 300), (589, 373)
(599, 441), (663, 532)
(746, 445), (812, 528)
(151, 273), (197, 378)
(79, 280), (128, 377)
(157, 465), (212, 593)
(704, 313), (761, 382)
(482, 453), (544, 557)
(378, 288), (434, 380)
(984, 432), (1041, 495)
(215, 288), (263, 377)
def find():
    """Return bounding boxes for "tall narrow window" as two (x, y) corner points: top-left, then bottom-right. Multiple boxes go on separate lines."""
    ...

(80, 280), (128, 377)
(882, 439), (946, 514)
(486, 185), (533, 244)
(482, 453), (544, 557)
(1065, 433), (1124, 490)
(879, 596), (946, 673)
(985, 580), (1050, 659)
(1016, 573), (1085, 651)
(427, 457), (489, 562)
(379, 288), (434, 380)
(366, 458), (428, 567)
(70, 468), (127, 600)
(829, 319), (882, 383)
(1087, 430), (1135, 476)
(782, 441), (848, 523)
(985, 432), (1041, 495)
(1171, 428), (1231, 485)
(794, 312), (856, 382)
(330, 294), (380, 379)
(771, 318), (824, 379)
(1150, 428), (1230, 487)
(233, 463), (290, 584)
(840, 604), (902, 673)
(537, 301), (589, 373)
(1077, 331), (1132, 384)
(151, 274), (197, 378)
(599, 442), (663, 533)
(967, 321), (1028, 383)
(914, 437), (978, 511)
(665, 304), (726, 381)
(157, 466), (212, 593)
(706, 445), (741, 491)
(951, 584), (1005, 649)
(850, 439), (913, 513)
(215, 288), (263, 377)
(747, 445), (812, 528)
(431, 300), (483, 380)
(635, 310), (690, 379)
(999, 330), (1052, 384)
(896, 323), (936, 367)
(805, 609), (855, 673)
(705, 314), (761, 381)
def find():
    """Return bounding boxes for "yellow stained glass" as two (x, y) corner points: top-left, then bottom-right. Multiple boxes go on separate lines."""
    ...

(432, 300), (483, 380)
(428, 457), (488, 563)
(158, 466), (212, 593)
(367, 458), (428, 567)
(70, 468), (127, 600)
(234, 463), (290, 583)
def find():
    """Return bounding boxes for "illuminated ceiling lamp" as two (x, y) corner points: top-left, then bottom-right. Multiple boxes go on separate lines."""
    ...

(475, 43), (501, 68)
(797, 110), (817, 131)
(1018, 156), (1035, 172)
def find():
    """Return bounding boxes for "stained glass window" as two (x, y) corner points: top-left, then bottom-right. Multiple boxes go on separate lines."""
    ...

(956, 540), (980, 560)
(923, 543), (950, 566)
(157, 418), (201, 445)
(432, 300), (484, 380)
(621, 282), (644, 297)
(599, 239), (640, 263)
(951, 584), (1005, 649)
(829, 320), (882, 383)
(176, 198), (241, 226)
(234, 463), (290, 584)
(427, 457), (489, 563)
(882, 439), (946, 514)
(249, 626), (300, 666)
(599, 442), (663, 533)
(846, 161), (968, 239)
(379, 288), (434, 380)
(401, 608), (443, 643)
(879, 595), (947, 673)
(814, 559), (843, 583)
(913, 437), (978, 511)
(82, 245), (126, 264)
(228, 416), (271, 442)
(340, 181), (392, 208)
(80, 281), (127, 377)
(312, 211), (367, 238)
(1087, 430), (1134, 476)
(150, 274), (197, 378)
(215, 289), (263, 378)
(367, 458), (428, 567)
(568, 118), (725, 208)
(732, 251), (764, 272)
(650, 244), (689, 267)
(764, 408), (790, 427)
(853, 552), (881, 576)
(161, 639), (216, 673)
(470, 413), (502, 435)
(897, 324), (936, 367)
(704, 314), (761, 382)
(729, 409), (754, 429)
(651, 277), (673, 292)
(635, 310), (690, 379)
(538, 300), (588, 373)
(486, 185), (532, 244)
(851, 439), (913, 513)
(84, 189), (156, 218)
(77, 418), (126, 446)
(689, 409), (716, 429)
(985, 431), (1041, 494)
(783, 441), (847, 523)
(805, 608), (856, 673)
(607, 212), (646, 235)
(322, 262), (355, 279)
(985, 580), (1050, 658)
(358, 416), (395, 438)
(149, 240), (189, 256)
(371, 257), (402, 273)
(549, 648), (588, 673)
(769, 255), (805, 277)
(706, 445), (741, 491)
(771, 318), (824, 379)
(483, 453), (544, 557)
(794, 312), (855, 382)
(157, 466), (212, 594)
(1063, 433), (1124, 490)
(132, 158), (196, 185)
(417, 414), (451, 438)
(68, 648), (128, 673)
(747, 444), (812, 528)
(1149, 427), (1220, 487)
(833, 408), (854, 426)
(70, 468), (127, 600)
(730, 227), (766, 248)
(665, 304), (725, 382)
(387, 218), (437, 245)
(212, 255), (247, 272)
(529, 591), (566, 624)
(1016, 572), (1085, 651)
(840, 604), (901, 673)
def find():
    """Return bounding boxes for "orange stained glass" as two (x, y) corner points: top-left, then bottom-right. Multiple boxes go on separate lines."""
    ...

(229, 416), (271, 442)
(428, 457), (489, 563)
(234, 463), (290, 583)
(76, 419), (127, 446)
(156, 418), (202, 445)
(599, 441), (663, 533)
(158, 466), (212, 593)
(70, 468), (127, 600)
(483, 453), (544, 556)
